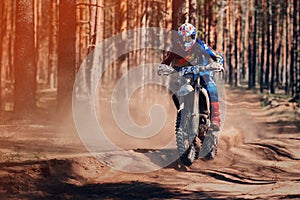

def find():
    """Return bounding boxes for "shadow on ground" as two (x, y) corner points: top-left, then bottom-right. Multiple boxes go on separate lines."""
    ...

(0, 158), (226, 200)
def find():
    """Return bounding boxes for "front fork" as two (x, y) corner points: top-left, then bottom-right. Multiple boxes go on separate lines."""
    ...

(175, 77), (211, 143)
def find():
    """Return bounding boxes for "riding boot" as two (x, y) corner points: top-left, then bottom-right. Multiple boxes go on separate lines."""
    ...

(211, 102), (221, 131)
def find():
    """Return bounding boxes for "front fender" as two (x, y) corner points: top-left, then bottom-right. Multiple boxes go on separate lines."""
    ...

(177, 83), (194, 97)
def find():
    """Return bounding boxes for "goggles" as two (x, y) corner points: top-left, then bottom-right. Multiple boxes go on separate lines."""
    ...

(179, 35), (195, 43)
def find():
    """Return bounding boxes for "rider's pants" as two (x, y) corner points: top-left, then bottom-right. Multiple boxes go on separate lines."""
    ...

(202, 74), (220, 127)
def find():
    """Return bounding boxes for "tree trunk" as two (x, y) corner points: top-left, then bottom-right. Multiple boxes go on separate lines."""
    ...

(0, 1), (6, 110)
(265, 0), (271, 89)
(188, 0), (197, 25)
(251, 0), (258, 88)
(48, 0), (58, 89)
(295, 0), (300, 97)
(57, 0), (76, 114)
(227, 0), (233, 86)
(172, 0), (186, 31)
(234, 8), (241, 87)
(260, 0), (266, 93)
(240, 2), (246, 80)
(8, 0), (16, 85)
(14, 0), (37, 118)
(285, 1), (290, 94)
(275, 2), (285, 89)
(290, 0), (296, 95)
(247, 0), (253, 89)
(270, 1), (277, 94)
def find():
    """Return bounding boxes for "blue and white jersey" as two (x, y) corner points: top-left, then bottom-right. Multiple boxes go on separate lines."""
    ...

(162, 39), (224, 69)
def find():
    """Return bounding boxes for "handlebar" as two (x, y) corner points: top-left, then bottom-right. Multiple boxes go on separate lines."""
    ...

(158, 62), (224, 76)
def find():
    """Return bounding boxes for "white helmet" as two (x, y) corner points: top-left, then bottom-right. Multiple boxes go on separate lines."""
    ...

(178, 23), (197, 51)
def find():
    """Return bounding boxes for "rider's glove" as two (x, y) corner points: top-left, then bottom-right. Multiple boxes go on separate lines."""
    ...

(215, 54), (224, 65)
(157, 64), (175, 76)
(211, 62), (224, 72)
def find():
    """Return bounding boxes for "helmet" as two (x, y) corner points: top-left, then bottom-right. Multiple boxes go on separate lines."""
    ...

(178, 23), (197, 51)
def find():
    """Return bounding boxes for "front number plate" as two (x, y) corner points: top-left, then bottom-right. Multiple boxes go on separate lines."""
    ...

(179, 66), (196, 76)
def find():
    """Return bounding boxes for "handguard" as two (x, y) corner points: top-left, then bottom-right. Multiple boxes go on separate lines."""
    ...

(205, 62), (224, 72)
(157, 64), (175, 76)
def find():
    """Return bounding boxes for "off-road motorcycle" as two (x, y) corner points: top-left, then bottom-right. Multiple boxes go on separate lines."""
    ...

(158, 62), (223, 166)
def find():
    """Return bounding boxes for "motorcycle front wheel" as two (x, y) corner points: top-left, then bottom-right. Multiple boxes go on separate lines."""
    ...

(175, 110), (198, 166)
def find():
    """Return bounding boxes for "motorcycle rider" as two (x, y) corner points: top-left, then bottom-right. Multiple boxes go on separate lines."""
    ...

(159, 23), (224, 131)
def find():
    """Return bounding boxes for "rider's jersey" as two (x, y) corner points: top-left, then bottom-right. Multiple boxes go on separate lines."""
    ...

(162, 39), (224, 68)
(162, 39), (224, 85)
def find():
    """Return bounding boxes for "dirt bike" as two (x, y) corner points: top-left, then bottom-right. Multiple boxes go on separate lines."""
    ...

(158, 62), (223, 166)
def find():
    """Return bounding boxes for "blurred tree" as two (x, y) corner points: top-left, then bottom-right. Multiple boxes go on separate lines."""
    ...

(227, 0), (233, 86)
(48, 0), (58, 89)
(285, 0), (290, 94)
(290, 0), (296, 96)
(14, 0), (37, 118)
(260, 0), (266, 93)
(249, 0), (258, 89)
(294, 0), (300, 98)
(0, 1), (5, 109)
(270, 1), (277, 94)
(189, 0), (197, 25)
(172, 0), (186, 31)
(275, 1), (285, 89)
(265, 0), (270, 90)
(57, 0), (76, 114)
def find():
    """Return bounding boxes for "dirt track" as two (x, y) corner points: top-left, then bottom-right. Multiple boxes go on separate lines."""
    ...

(0, 87), (300, 199)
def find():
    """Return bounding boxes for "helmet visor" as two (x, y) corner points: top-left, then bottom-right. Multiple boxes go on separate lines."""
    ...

(179, 35), (194, 43)
(178, 35), (196, 50)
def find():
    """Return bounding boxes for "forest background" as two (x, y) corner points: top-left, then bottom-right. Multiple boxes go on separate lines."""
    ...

(0, 0), (299, 119)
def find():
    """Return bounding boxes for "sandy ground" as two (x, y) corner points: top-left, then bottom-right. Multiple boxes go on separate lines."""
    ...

(0, 86), (300, 200)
